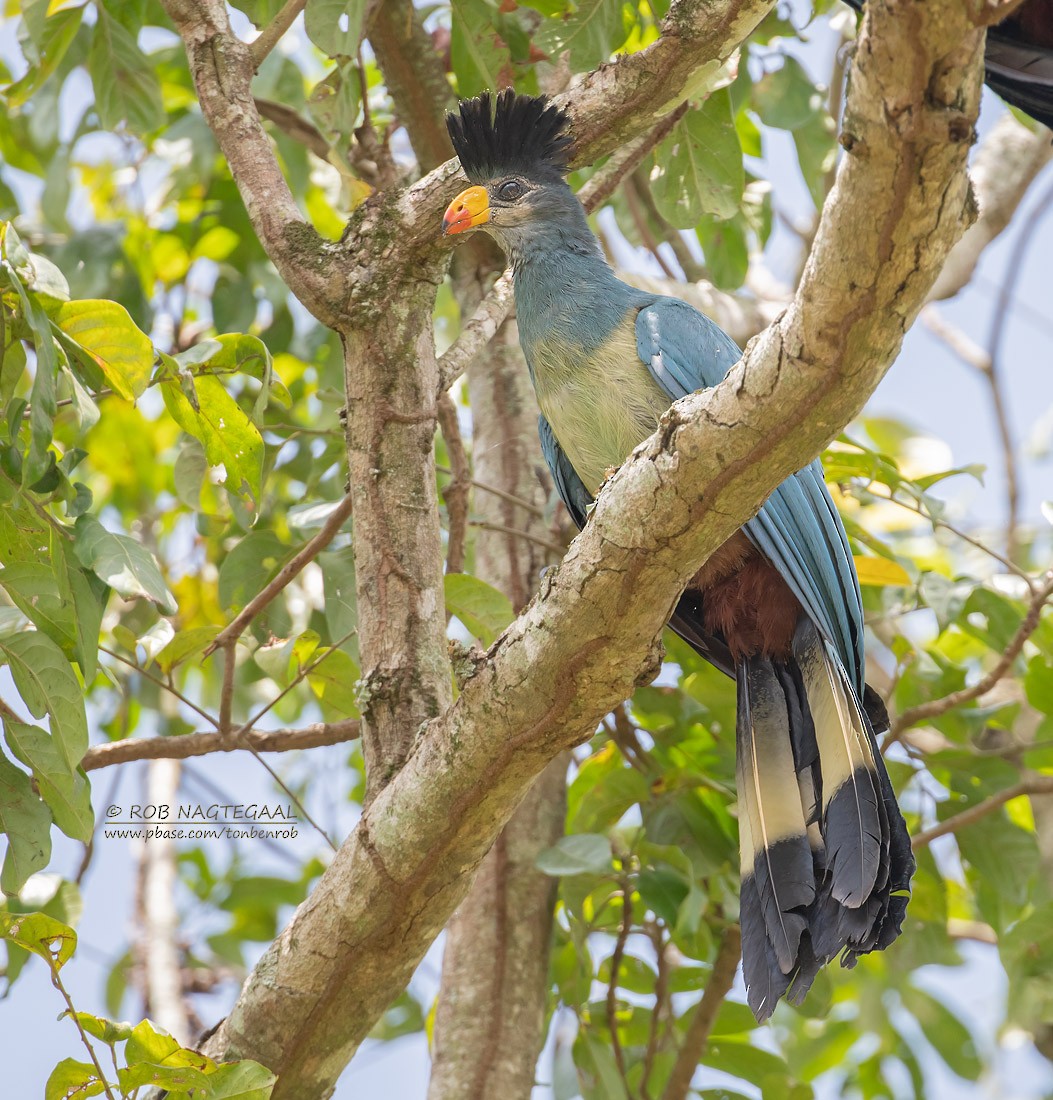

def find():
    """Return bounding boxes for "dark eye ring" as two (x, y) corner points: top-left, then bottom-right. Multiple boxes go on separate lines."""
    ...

(498, 180), (525, 202)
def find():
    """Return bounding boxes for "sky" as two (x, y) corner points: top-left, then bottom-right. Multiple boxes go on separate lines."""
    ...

(2, 3), (1053, 1099)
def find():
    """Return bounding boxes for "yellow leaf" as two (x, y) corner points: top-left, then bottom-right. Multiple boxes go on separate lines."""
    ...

(853, 555), (912, 588)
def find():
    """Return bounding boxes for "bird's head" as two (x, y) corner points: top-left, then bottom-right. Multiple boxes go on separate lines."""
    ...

(442, 90), (585, 260)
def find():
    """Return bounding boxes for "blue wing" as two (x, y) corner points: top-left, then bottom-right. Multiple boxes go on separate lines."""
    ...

(635, 297), (866, 692)
(539, 414), (591, 529)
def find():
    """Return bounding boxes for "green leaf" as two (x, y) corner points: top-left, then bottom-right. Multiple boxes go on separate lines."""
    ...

(44, 1058), (108, 1100)
(1, 263), (58, 487)
(320, 547), (358, 653)
(156, 626), (223, 675)
(88, 5), (165, 133)
(638, 867), (688, 926)
(0, 754), (52, 893)
(49, 299), (153, 400)
(73, 514), (177, 614)
(206, 1060), (279, 1099)
(696, 212), (749, 290)
(161, 375), (265, 504)
(651, 91), (744, 227)
(452, 0), (513, 96)
(1025, 655), (1053, 715)
(444, 573), (514, 647)
(751, 56), (821, 130)
(117, 1062), (212, 1094)
(2, 7), (83, 107)
(792, 113), (837, 208)
(307, 647), (361, 717)
(73, 1011), (134, 1044)
(124, 1019), (214, 1069)
(4, 719), (93, 842)
(953, 804), (1038, 908)
(535, 0), (628, 71)
(218, 530), (286, 611)
(0, 910), (76, 969)
(901, 985), (982, 1080)
(536, 833), (611, 876)
(0, 630), (88, 772)
(304, 0), (366, 58)
(0, 560), (78, 655)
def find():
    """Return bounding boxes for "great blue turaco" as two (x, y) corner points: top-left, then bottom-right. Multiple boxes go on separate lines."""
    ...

(441, 91), (915, 1022)
(843, 0), (1053, 131)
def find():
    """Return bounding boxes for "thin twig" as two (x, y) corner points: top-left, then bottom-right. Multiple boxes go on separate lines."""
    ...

(912, 776), (1053, 849)
(857, 484), (1033, 587)
(435, 465), (545, 517)
(985, 179), (1053, 562)
(607, 877), (633, 1097)
(52, 965), (119, 1100)
(640, 923), (671, 1100)
(469, 520), (565, 557)
(250, 0), (307, 68)
(206, 494), (354, 657)
(224, 630), (360, 852)
(437, 275), (515, 393)
(661, 925), (742, 1100)
(218, 642), (236, 734)
(81, 720), (361, 772)
(624, 174), (679, 281)
(99, 646), (219, 729)
(437, 392), (470, 575)
(889, 571), (1053, 740)
(576, 104), (689, 213)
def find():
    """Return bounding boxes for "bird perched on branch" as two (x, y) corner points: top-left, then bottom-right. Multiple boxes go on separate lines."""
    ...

(843, 0), (1053, 131)
(441, 91), (914, 1022)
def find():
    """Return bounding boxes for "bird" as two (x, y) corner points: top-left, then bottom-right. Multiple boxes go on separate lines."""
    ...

(843, 0), (1053, 132)
(441, 90), (915, 1022)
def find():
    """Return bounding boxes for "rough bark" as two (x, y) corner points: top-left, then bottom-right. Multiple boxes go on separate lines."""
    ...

(929, 111), (1052, 300)
(342, 287), (452, 801)
(198, 4), (984, 1093)
(368, 0), (455, 171)
(428, 323), (568, 1100)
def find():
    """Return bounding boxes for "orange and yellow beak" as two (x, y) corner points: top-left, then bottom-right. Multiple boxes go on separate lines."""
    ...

(443, 186), (490, 236)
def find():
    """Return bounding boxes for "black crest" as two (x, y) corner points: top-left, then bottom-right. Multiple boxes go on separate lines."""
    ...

(446, 89), (574, 184)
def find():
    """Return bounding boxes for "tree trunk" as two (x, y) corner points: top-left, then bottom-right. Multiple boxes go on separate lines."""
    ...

(429, 323), (568, 1099)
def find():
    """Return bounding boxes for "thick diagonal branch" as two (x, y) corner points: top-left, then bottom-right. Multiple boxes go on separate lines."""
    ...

(199, 3), (983, 1093)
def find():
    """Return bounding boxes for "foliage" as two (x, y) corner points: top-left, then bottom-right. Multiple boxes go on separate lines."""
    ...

(0, 1), (1051, 1098)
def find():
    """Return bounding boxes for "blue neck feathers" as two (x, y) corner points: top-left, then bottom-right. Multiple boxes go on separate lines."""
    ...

(507, 205), (644, 357)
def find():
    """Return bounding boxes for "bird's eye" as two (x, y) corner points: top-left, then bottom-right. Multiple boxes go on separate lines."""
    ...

(497, 180), (525, 202)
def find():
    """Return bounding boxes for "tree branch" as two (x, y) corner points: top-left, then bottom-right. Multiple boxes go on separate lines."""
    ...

(161, 0), (349, 327)
(912, 776), (1053, 849)
(890, 571), (1053, 738)
(81, 720), (360, 772)
(199, 3), (984, 1091)
(249, 0), (306, 68)
(350, 0), (779, 287)
(429, 322), (567, 1100)
(437, 392), (470, 576)
(929, 111), (1052, 300)
(205, 495), (354, 657)
(662, 925), (742, 1100)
